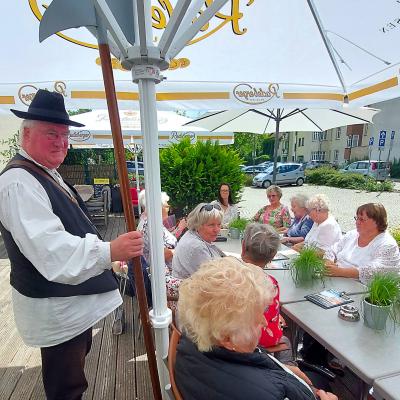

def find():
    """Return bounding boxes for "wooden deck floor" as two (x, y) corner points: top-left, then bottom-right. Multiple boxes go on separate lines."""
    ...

(0, 215), (153, 400)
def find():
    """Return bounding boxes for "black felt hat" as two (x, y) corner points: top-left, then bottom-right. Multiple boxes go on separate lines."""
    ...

(10, 89), (84, 127)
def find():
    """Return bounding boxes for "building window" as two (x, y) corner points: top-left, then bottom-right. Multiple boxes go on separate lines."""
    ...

(334, 149), (339, 161)
(311, 151), (326, 161)
(352, 135), (359, 147)
(336, 128), (341, 139)
(312, 131), (327, 141)
(298, 137), (305, 147)
(347, 136), (352, 147)
(312, 132), (319, 141)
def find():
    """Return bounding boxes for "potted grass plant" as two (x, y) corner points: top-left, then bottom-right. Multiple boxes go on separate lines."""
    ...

(290, 246), (326, 287)
(362, 272), (400, 330)
(228, 217), (250, 240)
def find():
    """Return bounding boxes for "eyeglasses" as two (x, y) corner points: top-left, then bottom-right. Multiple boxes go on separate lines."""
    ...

(200, 203), (222, 212)
(267, 194), (278, 198)
(354, 215), (369, 222)
(44, 131), (70, 141)
(220, 189), (230, 193)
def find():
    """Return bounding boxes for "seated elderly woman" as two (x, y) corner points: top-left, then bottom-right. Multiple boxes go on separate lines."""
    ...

(253, 185), (291, 232)
(241, 223), (293, 362)
(137, 190), (177, 272)
(293, 194), (342, 253)
(175, 257), (337, 400)
(324, 203), (400, 284)
(281, 194), (314, 246)
(172, 203), (225, 279)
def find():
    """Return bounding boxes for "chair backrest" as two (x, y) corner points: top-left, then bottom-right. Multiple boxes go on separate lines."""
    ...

(168, 324), (183, 400)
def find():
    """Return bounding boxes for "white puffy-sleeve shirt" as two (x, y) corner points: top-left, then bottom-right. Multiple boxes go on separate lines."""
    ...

(324, 229), (400, 284)
(304, 215), (342, 252)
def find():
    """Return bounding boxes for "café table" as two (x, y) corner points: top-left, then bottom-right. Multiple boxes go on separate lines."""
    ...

(282, 294), (400, 399)
(373, 373), (400, 400)
(268, 270), (367, 305)
(216, 238), (298, 268)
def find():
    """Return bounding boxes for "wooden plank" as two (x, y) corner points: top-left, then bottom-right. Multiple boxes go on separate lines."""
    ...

(83, 319), (106, 400)
(132, 298), (152, 400)
(9, 349), (41, 400)
(91, 314), (118, 400)
(115, 296), (137, 400)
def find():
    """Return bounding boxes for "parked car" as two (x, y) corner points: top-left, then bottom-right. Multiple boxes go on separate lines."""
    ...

(126, 160), (144, 175)
(252, 163), (305, 188)
(304, 160), (332, 169)
(340, 160), (390, 180)
(241, 165), (269, 174)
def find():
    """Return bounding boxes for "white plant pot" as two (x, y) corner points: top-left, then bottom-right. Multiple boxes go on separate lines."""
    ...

(363, 298), (391, 330)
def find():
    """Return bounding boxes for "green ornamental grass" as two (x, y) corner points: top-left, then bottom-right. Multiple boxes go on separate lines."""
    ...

(290, 246), (327, 286)
(366, 272), (400, 307)
(228, 217), (250, 232)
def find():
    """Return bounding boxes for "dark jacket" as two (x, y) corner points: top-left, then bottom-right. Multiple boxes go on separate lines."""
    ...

(175, 335), (315, 400)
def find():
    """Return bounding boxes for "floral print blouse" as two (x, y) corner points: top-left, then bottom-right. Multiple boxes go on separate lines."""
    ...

(254, 204), (291, 229)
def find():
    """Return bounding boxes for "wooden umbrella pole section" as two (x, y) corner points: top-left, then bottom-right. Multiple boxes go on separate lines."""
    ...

(98, 43), (163, 400)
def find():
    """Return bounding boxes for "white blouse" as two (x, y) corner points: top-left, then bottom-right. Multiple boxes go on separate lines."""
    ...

(324, 229), (400, 284)
(304, 215), (342, 252)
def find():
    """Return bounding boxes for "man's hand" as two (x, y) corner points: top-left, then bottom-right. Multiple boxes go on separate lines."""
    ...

(110, 231), (143, 262)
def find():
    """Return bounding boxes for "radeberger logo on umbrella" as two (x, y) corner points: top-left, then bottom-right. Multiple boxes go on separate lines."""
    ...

(233, 83), (280, 105)
(69, 130), (91, 142)
(18, 81), (68, 106)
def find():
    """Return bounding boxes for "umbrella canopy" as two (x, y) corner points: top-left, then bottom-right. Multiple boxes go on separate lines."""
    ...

(186, 107), (380, 181)
(69, 109), (233, 147)
(1, 1), (400, 111)
(185, 107), (380, 134)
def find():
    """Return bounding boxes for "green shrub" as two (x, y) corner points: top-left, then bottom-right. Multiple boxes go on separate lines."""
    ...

(159, 138), (245, 215)
(366, 272), (400, 307)
(244, 174), (254, 187)
(228, 217), (250, 231)
(390, 227), (400, 246)
(305, 168), (393, 192)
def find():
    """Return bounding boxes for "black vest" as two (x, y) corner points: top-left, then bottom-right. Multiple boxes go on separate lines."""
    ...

(0, 154), (118, 298)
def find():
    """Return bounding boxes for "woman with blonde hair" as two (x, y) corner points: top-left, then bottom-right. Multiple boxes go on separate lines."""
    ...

(175, 257), (337, 400)
(172, 203), (225, 279)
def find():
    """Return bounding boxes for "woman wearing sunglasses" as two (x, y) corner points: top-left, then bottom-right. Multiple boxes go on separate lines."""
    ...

(172, 203), (225, 279)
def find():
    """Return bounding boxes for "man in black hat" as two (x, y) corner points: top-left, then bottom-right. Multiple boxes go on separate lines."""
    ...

(0, 90), (143, 400)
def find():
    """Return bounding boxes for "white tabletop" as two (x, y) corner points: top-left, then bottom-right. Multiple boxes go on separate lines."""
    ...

(282, 294), (400, 385)
(267, 270), (367, 304)
(373, 374), (400, 400)
(216, 238), (297, 269)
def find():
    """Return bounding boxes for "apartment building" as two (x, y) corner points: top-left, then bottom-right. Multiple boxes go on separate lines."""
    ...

(278, 120), (386, 166)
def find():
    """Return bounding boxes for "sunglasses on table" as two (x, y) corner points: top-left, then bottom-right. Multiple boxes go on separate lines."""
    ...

(200, 203), (222, 212)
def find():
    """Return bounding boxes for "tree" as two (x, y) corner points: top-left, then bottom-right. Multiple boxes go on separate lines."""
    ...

(159, 138), (245, 216)
(0, 131), (20, 164)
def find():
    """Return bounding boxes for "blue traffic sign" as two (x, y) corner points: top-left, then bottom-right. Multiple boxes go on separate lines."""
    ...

(368, 137), (374, 146)
(391, 130), (395, 140)
(379, 138), (386, 147)
(379, 130), (387, 140)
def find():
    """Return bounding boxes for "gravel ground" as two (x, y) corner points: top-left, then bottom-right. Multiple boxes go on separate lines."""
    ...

(238, 183), (400, 233)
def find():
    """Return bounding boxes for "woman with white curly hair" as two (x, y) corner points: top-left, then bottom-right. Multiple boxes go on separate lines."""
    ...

(293, 194), (342, 253)
(175, 257), (337, 400)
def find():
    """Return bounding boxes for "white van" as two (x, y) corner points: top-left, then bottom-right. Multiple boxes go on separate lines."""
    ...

(341, 160), (390, 181)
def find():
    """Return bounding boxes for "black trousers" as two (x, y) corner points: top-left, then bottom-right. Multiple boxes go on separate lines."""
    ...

(40, 327), (93, 400)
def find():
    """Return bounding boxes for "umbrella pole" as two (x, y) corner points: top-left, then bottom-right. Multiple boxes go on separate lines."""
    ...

(98, 43), (163, 400)
(272, 109), (281, 184)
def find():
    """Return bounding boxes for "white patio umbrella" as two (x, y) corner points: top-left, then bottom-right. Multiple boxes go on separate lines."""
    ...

(186, 107), (380, 181)
(69, 109), (233, 147)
